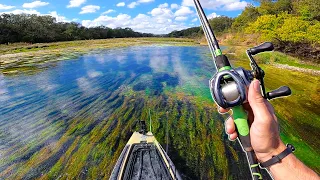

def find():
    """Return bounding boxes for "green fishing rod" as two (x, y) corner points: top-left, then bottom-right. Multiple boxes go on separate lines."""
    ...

(193, 0), (291, 179)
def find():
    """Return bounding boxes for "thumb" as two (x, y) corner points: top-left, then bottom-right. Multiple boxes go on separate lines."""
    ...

(248, 80), (273, 121)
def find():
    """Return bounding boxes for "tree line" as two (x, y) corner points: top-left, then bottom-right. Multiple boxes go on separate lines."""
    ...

(168, 16), (234, 38)
(169, 0), (320, 60)
(0, 14), (155, 44)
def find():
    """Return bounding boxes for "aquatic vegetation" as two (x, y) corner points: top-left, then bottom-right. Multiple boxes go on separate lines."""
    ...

(0, 45), (318, 180)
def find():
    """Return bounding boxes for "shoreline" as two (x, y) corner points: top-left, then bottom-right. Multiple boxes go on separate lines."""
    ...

(1, 38), (319, 76)
(0, 38), (198, 75)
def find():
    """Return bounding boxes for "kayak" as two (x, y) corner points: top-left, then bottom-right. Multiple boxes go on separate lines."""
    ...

(109, 123), (182, 180)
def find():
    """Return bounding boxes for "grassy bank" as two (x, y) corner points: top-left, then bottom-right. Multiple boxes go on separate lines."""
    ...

(0, 38), (198, 75)
(217, 33), (320, 72)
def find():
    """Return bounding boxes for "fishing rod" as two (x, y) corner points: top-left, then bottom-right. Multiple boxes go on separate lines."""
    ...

(192, 0), (292, 179)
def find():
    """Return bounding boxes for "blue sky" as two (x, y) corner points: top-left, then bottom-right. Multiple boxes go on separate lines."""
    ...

(0, 0), (255, 34)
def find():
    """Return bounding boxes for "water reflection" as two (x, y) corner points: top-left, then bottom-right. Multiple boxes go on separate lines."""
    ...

(0, 46), (238, 179)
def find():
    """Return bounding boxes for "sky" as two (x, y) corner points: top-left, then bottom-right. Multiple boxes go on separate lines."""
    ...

(0, 0), (255, 34)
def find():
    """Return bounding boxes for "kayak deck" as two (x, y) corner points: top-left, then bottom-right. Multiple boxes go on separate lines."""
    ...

(110, 132), (181, 180)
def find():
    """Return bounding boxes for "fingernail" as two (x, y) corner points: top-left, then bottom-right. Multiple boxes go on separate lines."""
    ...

(253, 80), (261, 93)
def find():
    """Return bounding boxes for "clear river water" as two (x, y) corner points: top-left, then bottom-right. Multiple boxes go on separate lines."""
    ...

(0, 46), (262, 179)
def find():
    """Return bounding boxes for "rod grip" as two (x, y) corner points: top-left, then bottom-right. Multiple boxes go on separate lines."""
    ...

(233, 106), (249, 138)
(232, 106), (263, 179)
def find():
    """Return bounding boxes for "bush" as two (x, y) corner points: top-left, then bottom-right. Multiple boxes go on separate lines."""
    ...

(245, 13), (320, 45)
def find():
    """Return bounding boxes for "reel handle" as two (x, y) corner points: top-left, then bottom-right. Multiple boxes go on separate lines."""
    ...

(249, 42), (274, 55)
(267, 86), (291, 100)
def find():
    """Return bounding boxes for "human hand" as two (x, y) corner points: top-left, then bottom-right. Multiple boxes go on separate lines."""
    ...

(219, 79), (287, 162)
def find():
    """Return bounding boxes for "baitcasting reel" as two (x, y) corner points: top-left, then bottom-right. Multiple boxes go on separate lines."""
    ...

(210, 42), (292, 109)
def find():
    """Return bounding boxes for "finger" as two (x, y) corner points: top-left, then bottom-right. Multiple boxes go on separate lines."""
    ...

(248, 80), (273, 122)
(229, 132), (238, 141)
(242, 102), (252, 112)
(243, 103), (254, 125)
(266, 101), (275, 114)
(218, 107), (230, 114)
(225, 116), (236, 134)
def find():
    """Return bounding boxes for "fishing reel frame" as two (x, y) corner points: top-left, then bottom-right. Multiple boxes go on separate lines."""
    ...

(210, 67), (252, 109)
(210, 42), (291, 109)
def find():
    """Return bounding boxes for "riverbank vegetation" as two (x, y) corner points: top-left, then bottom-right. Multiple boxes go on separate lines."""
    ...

(169, 0), (320, 63)
(0, 14), (155, 44)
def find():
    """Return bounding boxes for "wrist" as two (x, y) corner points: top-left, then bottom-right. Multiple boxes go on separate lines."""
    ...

(256, 141), (287, 162)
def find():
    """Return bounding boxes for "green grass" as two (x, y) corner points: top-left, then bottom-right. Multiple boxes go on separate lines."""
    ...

(255, 51), (320, 70)
(223, 45), (320, 71)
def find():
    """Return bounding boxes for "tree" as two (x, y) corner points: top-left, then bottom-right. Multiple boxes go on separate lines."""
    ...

(293, 0), (320, 20)
(208, 16), (234, 34)
(0, 14), (156, 44)
(232, 5), (260, 31)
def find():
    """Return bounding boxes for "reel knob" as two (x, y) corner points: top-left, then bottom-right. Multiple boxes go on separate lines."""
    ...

(249, 42), (274, 55)
(267, 86), (291, 100)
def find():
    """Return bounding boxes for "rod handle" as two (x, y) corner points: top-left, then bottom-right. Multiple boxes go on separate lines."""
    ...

(232, 106), (263, 180)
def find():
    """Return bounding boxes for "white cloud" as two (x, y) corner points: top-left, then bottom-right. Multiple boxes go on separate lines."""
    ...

(82, 1), (196, 34)
(116, 2), (125, 7)
(170, 4), (179, 9)
(191, 18), (198, 22)
(182, 0), (248, 11)
(128, 2), (138, 8)
(82, 13), (187, 34)
(0, 4), (15, 10)
(175, 16), (188, 21)
(80, 5), (100, 14)
(49, 11), (69, 22)
(102, 9), (115, 15)
(174, 6), (193, 16)
(0, 8), (70, 23)
(149, 6), (173, 18)
(22, 1), (49, 9)
(158, 3), (168, 8)
(137, 0), (154, 2)
(127, 0), (154, 9)
(208, 12), (219, 19)
(0, 9), (40, 15)
(224, 1), (248, 11)
(67, 0), (86, 8)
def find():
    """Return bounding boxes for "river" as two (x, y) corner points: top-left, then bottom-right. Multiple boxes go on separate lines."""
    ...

(0, 45), (278, 179)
